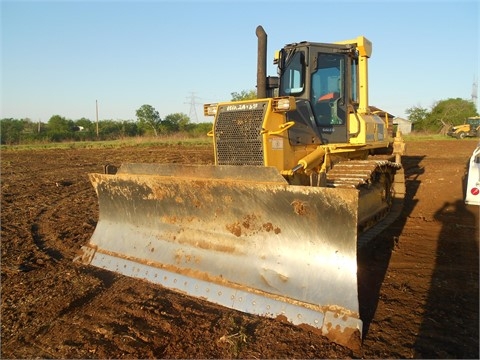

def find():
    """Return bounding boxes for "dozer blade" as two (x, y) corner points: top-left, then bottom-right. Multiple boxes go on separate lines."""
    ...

(75, 164), (362, 349)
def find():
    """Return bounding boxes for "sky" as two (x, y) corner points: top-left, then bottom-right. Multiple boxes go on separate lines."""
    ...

(1, 0), (479, 124)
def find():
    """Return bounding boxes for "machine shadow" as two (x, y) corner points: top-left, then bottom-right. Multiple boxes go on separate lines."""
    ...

(413, 173), (479, 356)
(356, 154), (424, 336)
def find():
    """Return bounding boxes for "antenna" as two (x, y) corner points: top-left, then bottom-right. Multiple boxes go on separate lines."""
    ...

(185, 92), (201, 123)
(472, 75), (478, 111)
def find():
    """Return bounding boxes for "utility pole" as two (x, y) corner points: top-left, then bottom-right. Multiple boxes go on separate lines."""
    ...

(96, 100), (99, 137)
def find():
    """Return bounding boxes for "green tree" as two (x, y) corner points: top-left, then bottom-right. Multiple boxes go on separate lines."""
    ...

(48, 115), (72, 132)
(161, 113), (191, 134)
(231, 89), (257, 101)
(406, 105), (429, 124)
(47, 115), (74, 141)
(136, 104), (161, 136)
(0, 118), (24, 144)
(120, 120), (141, 137)
(99, 119), (123, 140)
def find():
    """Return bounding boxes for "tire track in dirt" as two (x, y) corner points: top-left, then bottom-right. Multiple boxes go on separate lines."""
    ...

(30, 184), (96, 259)
(1, 145), (217, 358)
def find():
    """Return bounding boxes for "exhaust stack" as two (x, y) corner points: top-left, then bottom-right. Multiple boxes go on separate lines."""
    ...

(256, 25), (267, 99)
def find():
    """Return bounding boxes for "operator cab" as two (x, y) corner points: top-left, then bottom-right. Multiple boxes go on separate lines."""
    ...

(276, 42), (358, 145)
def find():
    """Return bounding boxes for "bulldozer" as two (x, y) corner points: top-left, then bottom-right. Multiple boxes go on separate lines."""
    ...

(75, 26), (406, 350)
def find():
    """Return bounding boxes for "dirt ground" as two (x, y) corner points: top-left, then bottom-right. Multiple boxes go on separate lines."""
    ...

(1, 139), (478, 359)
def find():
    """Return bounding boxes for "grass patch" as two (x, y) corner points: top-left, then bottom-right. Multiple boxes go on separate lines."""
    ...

(0, 136), (212, 152)
(2, 132), (477, 152)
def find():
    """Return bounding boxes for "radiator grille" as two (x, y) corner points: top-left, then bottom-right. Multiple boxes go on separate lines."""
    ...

(215, 102), (267, 165)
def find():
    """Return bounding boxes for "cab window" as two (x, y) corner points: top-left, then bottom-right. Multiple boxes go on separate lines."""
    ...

(280, 51), (304, 95)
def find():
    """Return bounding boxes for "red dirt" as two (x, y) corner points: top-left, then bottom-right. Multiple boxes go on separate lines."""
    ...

(1, 139), (478, 359)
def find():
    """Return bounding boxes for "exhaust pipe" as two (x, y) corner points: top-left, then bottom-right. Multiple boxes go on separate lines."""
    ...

(256, 25), (267, 99)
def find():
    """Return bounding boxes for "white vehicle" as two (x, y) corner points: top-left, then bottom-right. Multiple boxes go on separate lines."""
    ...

(465, 146), (480, 206)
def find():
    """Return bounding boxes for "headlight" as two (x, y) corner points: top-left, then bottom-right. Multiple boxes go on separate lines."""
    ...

(272, 97), (296, 112)
(203, 103), (218, 116)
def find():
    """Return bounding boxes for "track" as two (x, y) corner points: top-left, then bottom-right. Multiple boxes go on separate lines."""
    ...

(326, 159), (406, 248)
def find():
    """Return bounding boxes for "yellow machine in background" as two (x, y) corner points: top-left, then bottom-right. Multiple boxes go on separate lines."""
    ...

(448, 116), (480, 139)
(75, 26), (405, 350)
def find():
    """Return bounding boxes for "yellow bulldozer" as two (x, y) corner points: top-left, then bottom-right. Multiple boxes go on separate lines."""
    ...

(75, 26), (405, 350)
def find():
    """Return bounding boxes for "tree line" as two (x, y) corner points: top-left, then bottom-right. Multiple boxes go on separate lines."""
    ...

(1, 96), (478, 145)
(0, 104), (212, 145)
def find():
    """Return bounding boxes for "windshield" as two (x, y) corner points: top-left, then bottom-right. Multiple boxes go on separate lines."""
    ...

(311, 53), (345, 125)
(467, 117), (480, 126)
(311, 53), (343, 103)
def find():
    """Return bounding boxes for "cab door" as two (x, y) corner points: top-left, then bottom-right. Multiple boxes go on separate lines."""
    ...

(310, 50), (349, 144)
